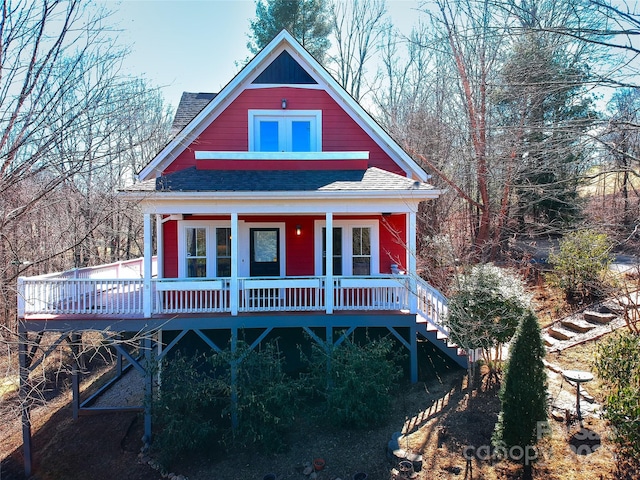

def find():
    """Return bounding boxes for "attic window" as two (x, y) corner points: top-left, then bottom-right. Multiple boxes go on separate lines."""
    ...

(249, 110), (321, 152)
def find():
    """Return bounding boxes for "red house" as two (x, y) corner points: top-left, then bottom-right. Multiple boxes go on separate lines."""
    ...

(16, 29), (464, 473)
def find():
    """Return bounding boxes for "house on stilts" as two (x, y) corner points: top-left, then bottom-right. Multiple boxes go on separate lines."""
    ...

(16, 29), (465, 476)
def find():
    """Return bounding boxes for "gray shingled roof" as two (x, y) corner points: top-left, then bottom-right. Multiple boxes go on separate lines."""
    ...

(124, 167), (434, 193)
(171, 92), (217, 134)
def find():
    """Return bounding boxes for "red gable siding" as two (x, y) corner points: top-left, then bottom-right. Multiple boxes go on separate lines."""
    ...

(164, 87), (405, 176)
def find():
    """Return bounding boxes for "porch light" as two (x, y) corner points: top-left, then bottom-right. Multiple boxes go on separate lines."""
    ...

(296, 225), (301, 236)
(281, 98), (287, 109)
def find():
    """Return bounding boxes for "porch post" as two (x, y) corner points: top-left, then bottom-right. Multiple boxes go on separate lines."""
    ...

(230, 213), (239, 315)
(156, 214), (164, 279)
(19, 331), (32, 477)
(325, 212), (334, 314)
(410, 326), (418, 383)
(408, 211), (418, 314)
(143, 213), (153, 318)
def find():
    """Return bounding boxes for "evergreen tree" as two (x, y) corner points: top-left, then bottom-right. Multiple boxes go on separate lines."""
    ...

(248, 0), (332, 62)
(493, 310), (548, 480)
(497, 32), (595, 232)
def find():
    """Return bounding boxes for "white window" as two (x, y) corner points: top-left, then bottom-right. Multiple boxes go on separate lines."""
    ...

(249, 110), (321, 152)
(178, 222), (232, 278)
(314, 220), (379, 276)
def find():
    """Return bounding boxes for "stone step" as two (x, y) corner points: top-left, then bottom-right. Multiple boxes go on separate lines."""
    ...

(561, 317), (597, 333)
(583, 310), (616, 324)
(542, 333), (558, 347)
(547, 325), (577, 341)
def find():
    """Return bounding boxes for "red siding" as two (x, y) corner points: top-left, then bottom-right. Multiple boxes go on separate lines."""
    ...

(164, 87), (405, 176)
(163, 220), (178, 278)
(379, 214), (407, 273)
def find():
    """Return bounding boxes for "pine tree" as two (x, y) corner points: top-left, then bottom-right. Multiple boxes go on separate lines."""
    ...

(493, 310), (548, 480)
(247, 0), (332, 62)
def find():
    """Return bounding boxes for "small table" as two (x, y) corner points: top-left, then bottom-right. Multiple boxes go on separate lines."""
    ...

(562, 370), (594, 427)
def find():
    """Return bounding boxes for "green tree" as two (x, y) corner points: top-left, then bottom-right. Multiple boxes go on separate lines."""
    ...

(248, 0), (332, 62)
(445, 264), (531, 385)
(547, 229), (613, 302)
(493, 310), (548, 480)
(593, 331), (640, 467)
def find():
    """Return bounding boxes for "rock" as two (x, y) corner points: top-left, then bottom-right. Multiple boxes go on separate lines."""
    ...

(310, 472), (318, 480)
(303, 466), (314, 476)
(551, 410), (566, 422)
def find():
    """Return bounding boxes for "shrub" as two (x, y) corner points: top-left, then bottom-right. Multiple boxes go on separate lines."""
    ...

(444, 263), (531, 382)
(593, 332), (640, 462)
(308, 335), (403, 428)
(493, 310), (548, 480)
(228, 340), (302, 452)
(152, 351), (228, 467)
(547, 230), (613, 302)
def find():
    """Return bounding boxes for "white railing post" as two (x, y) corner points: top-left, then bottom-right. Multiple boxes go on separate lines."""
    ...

(230, 213), (239, 315)
(143, 213), (153, 317)
(408, 211), (418, 314)
(325, 212), (334, 314)
(17, 277), (25, 318)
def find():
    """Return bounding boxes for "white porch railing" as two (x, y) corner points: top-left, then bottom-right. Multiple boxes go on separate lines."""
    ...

(19, 258), (449, 322)
(18, 258), (156, 316)
(416, 277), (449, 336)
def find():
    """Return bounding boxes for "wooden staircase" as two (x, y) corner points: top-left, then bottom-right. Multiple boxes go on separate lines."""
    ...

(415, 278), (467, 368)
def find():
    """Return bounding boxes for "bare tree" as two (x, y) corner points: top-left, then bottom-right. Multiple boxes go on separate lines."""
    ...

(327, 0), (389, 101)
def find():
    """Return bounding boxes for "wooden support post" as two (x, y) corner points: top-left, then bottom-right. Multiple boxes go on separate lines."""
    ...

(19, 331), (32, 477)
(143, 335), (153, 443)
(230, 327), (238, 431)
(410, 326), (418, 384)
(70, 333), (81, 420)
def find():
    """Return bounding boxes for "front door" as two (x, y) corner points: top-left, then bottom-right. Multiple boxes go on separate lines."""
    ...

(250, 228), (280, 277)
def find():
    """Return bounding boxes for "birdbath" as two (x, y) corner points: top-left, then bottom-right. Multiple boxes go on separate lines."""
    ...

(562, 369), (594, 427)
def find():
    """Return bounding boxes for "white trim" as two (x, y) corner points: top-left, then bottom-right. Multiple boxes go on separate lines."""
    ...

(238, 222), (286, 277)
(195, 151), (369, 161)
(248, 109), (321, 152)
(245, 83), (325, 90)
(177, 220), (231, 278)
(313, 219), (379, 276)
(156, 280), (223, 291)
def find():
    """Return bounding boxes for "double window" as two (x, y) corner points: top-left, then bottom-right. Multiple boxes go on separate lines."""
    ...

(316, 221), (378, 276)
(249, 110), (321, 152)
(180, 223), (232, 278)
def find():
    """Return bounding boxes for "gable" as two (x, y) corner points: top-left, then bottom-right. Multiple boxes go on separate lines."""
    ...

(252, 51), (317, 84)
(138, 30), (430, 183)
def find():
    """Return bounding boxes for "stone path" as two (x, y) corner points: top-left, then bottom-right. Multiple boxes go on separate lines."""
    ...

(543, 293), (638, 353)
(542, 292), (639, 421)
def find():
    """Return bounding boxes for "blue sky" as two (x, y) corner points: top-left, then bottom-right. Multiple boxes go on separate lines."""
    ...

(105, 0), (422, 110)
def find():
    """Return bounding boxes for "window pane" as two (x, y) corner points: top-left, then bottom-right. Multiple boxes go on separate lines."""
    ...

(259, 121), (279, 151)
(217, 258), (231, 277)
(291, 120), (311, 151)
(322, 227), (342, 275)
(353, 258), (370, 276)
(216, 228), (231, 256)
(187, 258), (207, 277)
(352, 227), (371, 275)
(253, 230), (278, 262)
(186, 228), (206, 257)
(216, 227), (231, 277)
